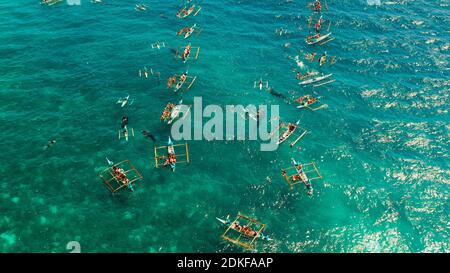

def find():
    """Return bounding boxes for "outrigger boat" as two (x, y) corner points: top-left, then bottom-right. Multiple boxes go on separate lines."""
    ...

(168, 100), (191, 125)
(151, 41), (165, 49)
(139, 67), (154, 78)
(98, 160), (143, 193)
(41, 0), (62, 6)
(299, 73), (332, 85)
(254, 78), (269, 90)
(177, 24), (201, 39)
(219, 213), (271, 250)
(295, 95), (327, 111)
(277, 121), (299, 145)
(176, 4), (201, 18)
(135, 4), (148, 12)
(167, 71), (197, 92)
(270, 120), (308, 147)
(175, 44), (200, 63)
(117, 95), (132, 107)
(154, 137), (190, 172)
(281, 158), (322, 195)
(119, 126), (135, 142)
(160, 100), (191, 125)
(306, 32), (334, 45)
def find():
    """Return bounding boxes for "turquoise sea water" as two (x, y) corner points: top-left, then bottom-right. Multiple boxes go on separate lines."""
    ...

(0, 0), (449, 253)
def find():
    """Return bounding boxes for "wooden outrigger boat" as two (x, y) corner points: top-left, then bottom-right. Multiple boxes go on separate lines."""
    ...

(254, 78), (269, 90)
(98, 160), (143, 193)
(154, 137), (190, 172)
(151, 41), (165, 49)
(299, 73), (332, 85)
(139, 67), (159, 79)
(219, 213), (271, 250)
(135, 4), (148, 12)
(160, 102), (176, 122)
(167, 71), (197, 92)
(295, 95), (327, 111)
(175, 44), (200, 63)
(118, 126), (135, 142)
(177, 24), (201, 39)
(306, 32), (334, 45)
(176, 4), (201, 18)
(270, 121), (308, 147)
(116, 95), (133, 107)
(281, 158), (322, 195)
(160, 100), (191, 125)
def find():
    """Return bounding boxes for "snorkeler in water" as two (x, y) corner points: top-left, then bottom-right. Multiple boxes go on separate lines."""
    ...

(43, 140), (56, 150)
(121, 116), (129, 129)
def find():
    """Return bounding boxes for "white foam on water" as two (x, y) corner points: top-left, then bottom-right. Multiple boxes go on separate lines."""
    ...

(367, 0), (382, 6)
(66, 0), (81, 5)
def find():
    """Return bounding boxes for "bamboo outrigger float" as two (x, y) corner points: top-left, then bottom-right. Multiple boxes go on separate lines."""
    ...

(218, 213), (271, 250)
(281, 158), (322, 195)
(98, 160), (143, 193)
(175, 44), (200, 63)
(154, 137), (190, 172)
(270, 121), (308, 147)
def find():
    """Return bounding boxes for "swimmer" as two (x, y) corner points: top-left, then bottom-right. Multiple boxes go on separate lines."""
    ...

(318, 52), (327, 66)
(43, 140), (56, 150)
(121, 116), (129, 129)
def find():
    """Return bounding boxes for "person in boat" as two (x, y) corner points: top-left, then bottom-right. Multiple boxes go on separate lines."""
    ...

(231, 221), (242, 231)
(161, 103), (174, 120)
(180, 73), (187, 82)
(297, 95), (317, 106)
(182, 45), (191, 60)
(121, 116), (128, 129)
(163, 153), (177, 167)
(294, 163), (312, 192)
(307, 33), (320, 43)
(167, 76), (177, 88)
(314, 0), (322, 12)
(288, 123), (296, 132)
(177, 28), (186, 36)
(142, 130), (156, 142)
(112, 166), (129, 185)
